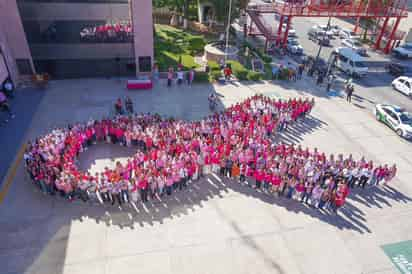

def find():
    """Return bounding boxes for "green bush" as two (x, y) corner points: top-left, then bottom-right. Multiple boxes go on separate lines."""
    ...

(207, 60), (220, 71)
(193, 71), (210, 83)
(235, 70), (248, 81)
(227, 60), (248, 81)
(209, 70), (222, 81)
(261, 54), (272, 64)
(247, 71), (263, 81)
(188, 36), (206, 54)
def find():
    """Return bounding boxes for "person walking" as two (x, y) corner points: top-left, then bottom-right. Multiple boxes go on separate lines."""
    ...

(167, 67), (174, 87)
(326, 74), (333, 93)
(188, 68), (195, 86)
(346, 84), (354, 103)
(297, 64), (304, 80)
(0, 91), (15, 122)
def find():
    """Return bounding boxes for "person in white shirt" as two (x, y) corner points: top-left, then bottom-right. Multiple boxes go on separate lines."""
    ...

(177, 68), (184, 85)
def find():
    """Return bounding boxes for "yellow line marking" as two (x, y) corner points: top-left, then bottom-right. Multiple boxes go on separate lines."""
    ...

(0, 143), (27, 204)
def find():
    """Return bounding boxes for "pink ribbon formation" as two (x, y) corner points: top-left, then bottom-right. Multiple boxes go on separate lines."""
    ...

(24, 94), (396, 210)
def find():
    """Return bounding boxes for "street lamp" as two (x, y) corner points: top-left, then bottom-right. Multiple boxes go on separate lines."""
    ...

(224, 0), (233, 64)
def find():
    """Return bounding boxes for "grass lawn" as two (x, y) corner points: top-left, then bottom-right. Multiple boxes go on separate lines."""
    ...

(154, 24), (207, 71)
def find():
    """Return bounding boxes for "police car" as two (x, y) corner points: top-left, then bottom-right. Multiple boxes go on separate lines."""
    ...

(374, 104), (412, 139)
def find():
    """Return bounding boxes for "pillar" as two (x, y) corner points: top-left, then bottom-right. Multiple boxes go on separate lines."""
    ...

(282, 16), (291, 48)
(0, 0), (35, 84)
(276, 15), (284, 46)
(384, 17), (401, 54)
(131, 0), (154, 75)
(374, 16), (389, 50)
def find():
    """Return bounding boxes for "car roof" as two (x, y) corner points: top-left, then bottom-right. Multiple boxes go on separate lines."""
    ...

(396, 76), (412, 81)
(380, 104), (403, 113)
(335, 47), (364, 60)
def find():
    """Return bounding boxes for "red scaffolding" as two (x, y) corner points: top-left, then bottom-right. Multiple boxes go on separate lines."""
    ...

(245, 0), (408, 54)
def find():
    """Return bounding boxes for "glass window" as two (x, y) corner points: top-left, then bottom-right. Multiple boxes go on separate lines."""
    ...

(339, 55), (348, 62)
(22, 20), (133, 44)
(354, 61), (366, 67)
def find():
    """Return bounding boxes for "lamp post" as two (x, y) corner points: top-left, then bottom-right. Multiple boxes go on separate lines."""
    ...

(225, 0), (233, 64)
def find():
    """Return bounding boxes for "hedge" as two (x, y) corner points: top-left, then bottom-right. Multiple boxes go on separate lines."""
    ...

(188, 36), (206, 54)
(209, 70), (222, 81)
(227, 60), (248, 80)
(207, 60), (220, 71)
(194, 71), (210, 83)
(247, 71), (263, 81)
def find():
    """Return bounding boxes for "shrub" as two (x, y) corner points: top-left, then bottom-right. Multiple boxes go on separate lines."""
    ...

(193, 71), (210, 83)
(261, 54), (272, 64)
(207, 60), (220, 71)
(227, 60), (248, 81)
(188, 36), (206, 54)
(209, 70), (222, 81)
(247, 71), (263, 81)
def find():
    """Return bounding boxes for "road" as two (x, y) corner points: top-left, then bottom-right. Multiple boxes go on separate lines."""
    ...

(251, 0), (412, 114)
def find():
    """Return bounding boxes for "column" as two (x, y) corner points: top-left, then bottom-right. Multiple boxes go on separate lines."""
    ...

(0, 0), (35, 84)
(131, 0), (154, 75)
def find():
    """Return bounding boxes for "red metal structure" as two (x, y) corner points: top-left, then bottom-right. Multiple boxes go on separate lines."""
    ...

(245, 0), (408, 54)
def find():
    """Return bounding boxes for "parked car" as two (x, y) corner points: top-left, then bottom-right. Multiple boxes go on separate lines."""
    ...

(334, 47), (368, 77)
(308, 28), (331, 46)
(341, 38), (367, 56)
(339, 28), (360, 40)
(286, 38), (303, 55)
(392, 76), (412, 98)
(392, 43), (412, 59)
(314, 25), (334, 37)
(329, 25), (342, 36)
(374, 104), (412, 138)
(385, 62), (412, 77)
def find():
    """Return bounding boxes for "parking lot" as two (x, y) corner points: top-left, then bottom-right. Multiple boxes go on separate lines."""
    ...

(250, 0), (412, 115)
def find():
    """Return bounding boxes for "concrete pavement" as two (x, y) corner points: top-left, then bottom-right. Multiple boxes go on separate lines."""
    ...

(1, 78), (412, 274)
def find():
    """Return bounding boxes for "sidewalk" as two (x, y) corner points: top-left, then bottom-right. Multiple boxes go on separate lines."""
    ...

(1, 78), (412, 274)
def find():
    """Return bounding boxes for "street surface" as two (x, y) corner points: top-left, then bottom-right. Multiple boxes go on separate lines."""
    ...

(251, 0), (412, 112)
(1, 77), (412, 274)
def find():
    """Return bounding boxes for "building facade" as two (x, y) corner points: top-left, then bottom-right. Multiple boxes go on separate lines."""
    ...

(0, 0), (153, 83)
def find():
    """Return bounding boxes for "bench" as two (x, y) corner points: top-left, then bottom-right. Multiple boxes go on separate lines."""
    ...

(126, 79), (153, 90)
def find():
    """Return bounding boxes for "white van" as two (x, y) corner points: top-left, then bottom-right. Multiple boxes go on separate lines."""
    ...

(334, 47), (368, 77)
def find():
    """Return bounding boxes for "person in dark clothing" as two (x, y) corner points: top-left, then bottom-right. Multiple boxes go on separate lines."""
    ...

(346, 84), (354, 102)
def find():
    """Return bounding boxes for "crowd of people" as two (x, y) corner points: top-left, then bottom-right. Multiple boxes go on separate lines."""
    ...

(24, 95), (396, 213)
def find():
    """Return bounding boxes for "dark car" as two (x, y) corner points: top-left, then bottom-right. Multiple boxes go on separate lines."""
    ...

(308, 29), (331, 46)
(385, 62), (412, 77)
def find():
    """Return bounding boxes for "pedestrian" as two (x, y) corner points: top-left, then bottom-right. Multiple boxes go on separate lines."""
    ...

(188, 68), (195, 85)
(316, 72), (324, 85)
(167, 67), (174, 87)
(326, 74), (333, 93)
(177, 68), (184, 85)
(346, 84), (354, 103)
(224, 65), (232, 81)
(297, 64), (304, 80)
(2, 79), (14, 98)
(0, 91), (15, 122)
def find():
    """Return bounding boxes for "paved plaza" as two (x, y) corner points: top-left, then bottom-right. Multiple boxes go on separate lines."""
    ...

(1, 76), (412, 274)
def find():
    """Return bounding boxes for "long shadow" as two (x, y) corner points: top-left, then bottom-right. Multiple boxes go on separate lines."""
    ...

(274, 114), (328, 145)
(27, 165), (412, 237)
(2, 80), (411, 274)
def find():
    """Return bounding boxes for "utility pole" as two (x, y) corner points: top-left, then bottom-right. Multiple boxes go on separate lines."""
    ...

(225, 0), (233, 64)
(314, 16), (331, 69)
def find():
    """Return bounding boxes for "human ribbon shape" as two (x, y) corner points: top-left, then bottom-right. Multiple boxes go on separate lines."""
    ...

(24, 95), (396, 212)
